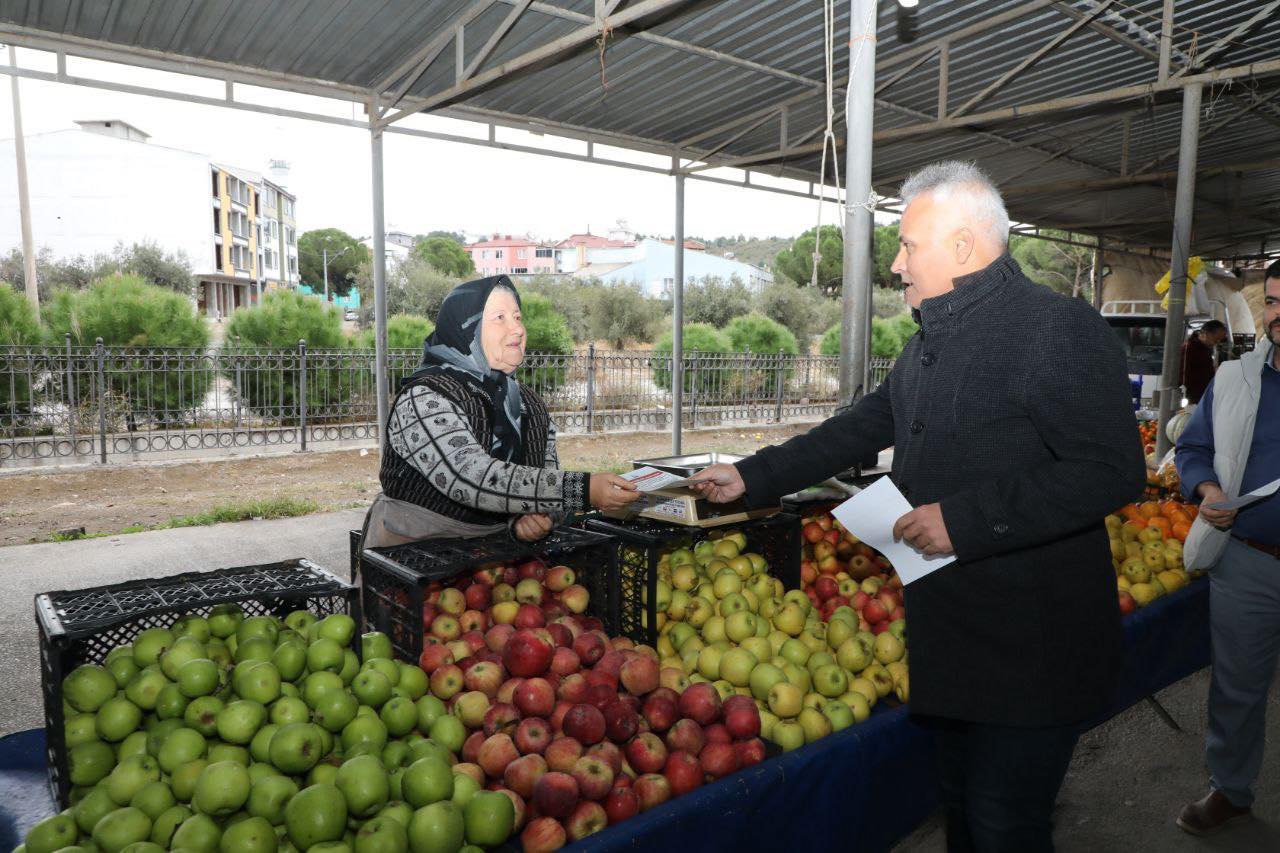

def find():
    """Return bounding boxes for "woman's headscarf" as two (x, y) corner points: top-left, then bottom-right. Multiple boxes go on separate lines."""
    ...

(401, 275), (524, 462)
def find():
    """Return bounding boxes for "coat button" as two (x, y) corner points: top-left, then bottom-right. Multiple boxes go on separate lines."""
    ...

(921, 352), (937, 367)
(909, 420), (924, 434)
(993, 522), (1009, 535)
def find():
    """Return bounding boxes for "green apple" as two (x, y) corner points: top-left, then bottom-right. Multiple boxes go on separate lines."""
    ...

(409, 738), (454, 768)
(342, 715), (389, 753)
(407, 801), (465, 853)
(119, 729), (150, 762)
(216, 699), (266, 744)
(781, 663), (811, 694)
(843, 690), (872, 723)
(158, 727), (207, 774)
(748, 662), (787, 702)
(170, 812), (221, 851)
(873, 631), (905, 664)
(376, 800), (415, 828)
(317, 614), (357, 646)
(237, 615), (280, 645)
(888, 618), (907, 642)
(836, 638), (871, 673)
(219, 814), (276, 853)
(208, 603), (244, 638)
(380, 697), (417, 738)
(248, 774), (298, 826)
(172, 614), (211, 642)
(383, 740), (411, 770)
(303, 671), (346, 708)
(719, 648), (758, 687)
(194, 760), (251, 816)
(106, 754), (162, 805)
(177, 659), (220, 699)
(778, 638), (811, 667)
(205, 640), (233, 669)
(269, 722), (325, 774)
(96, 696), (143, 742)
(272, 642), (307, 682)
(825, 618), (855, 651)
(738, 636), (772, 665)
(351, 670), (393, 709)
(416, 696), (447, 732)
(364, 657), (401, 686)
(155, 683), (189, 721)
(362, 632), (394, 661)
(235, 637), (276, 665)
(463, 790), (514, 848)
(812, 664), (849, 698)
(132, 628), (175, 667)
(150, 804), (192, 846)
(805, 651), (836, 674)
(355, 815), (409, 853)
(696, 645), (723, 680)
(107, 653), (141, 688)
(62, 664), (119, 714)
(250, 723), (281, 764)
(340, 649), (362, 685)
(314, 690), (359, 733)
(307, 639), (346, 675)
(309, 760), (341, 787)
(184, 696), (224, 736)
(822, 699), (855, 732)
(395, 664), (428, 701)
(169, 759), (207, 803)
(285, 610), (317, 634)
(91, 805), (152, 851)
(771, 719), (806, 751)
(22, 812), (78, 853)
(337, 754), (391, 817)
(798, 706), (832, 743)
(401, 757), (453, 808)
(427, 715), (465, 756)
(285, 783), (348, 849)
(65, 713), (99, 747)
(767, 682), (803, 719)
(130, 779), (177, 820)
(450, 773), (481, 810)
(269, 696), (310, 727)
(238, 662), (283, 706)
(74, 786), (118, 834)
(160, 636), (207, 680)
(208, 742), (251, 766)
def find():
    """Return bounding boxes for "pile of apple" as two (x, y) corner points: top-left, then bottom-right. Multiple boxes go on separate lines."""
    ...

(1108, 499), (1199, 613)
(648, 529), (908, 754)
(417, 559), (767, 852)
(799, 510), (906, 629)
(27, 607), (519, 853)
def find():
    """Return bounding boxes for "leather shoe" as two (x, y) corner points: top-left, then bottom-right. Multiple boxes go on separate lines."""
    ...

(1176, 790), (1251, 836)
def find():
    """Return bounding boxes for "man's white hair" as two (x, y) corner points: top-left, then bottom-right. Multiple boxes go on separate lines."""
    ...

(899, 161), (1010, 248)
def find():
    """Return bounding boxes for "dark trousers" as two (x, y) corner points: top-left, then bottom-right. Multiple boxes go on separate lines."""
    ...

(931, 717), (1080, 853)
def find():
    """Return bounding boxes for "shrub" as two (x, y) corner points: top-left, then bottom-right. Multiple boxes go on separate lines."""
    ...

(820, 323), (841, 357)
(357, 315), (435, 390)
(42, 275), (210, 424)
(753, 280), (832, 345)
(651, 323), (732, 395)
(354, 256), (460, 324)
(821, 314), (917, 360)
(225, 291), (352, 423)
(586, 283), (665, 348)
(0, 284), (43, 421)
(517, 292), (574, 395)
(680, 276), (754, 328)
(725, 313), (799, 397)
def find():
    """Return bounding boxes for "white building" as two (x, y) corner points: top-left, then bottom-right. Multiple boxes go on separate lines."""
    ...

(361, 230), (414, 267)
(572, 238), (773, 297)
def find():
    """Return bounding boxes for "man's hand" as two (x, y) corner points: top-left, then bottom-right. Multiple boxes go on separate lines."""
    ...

(892, 503), (954, 557)
(1197, 482), (1237, 529)
(687, 463), (746, 503)
(514, 513), (554, 542)
(589, 474), (641, 511)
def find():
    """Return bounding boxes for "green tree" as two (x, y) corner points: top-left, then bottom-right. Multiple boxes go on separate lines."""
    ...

(820, 314), (916, 360)
(586, 283), (666, 348)
(0, 284), (40, 345)
(355, 314), (434, 350)
(108, 241), (195, 295)
(775, 226), (843, 294)
(725, 313), (799, 356)
(517, 291), (574, 394)
(872, 286), (908, 319)
(753, 279), (834, 346)
(0, 285), (43, 421)
(298, 229), (370, 298)
(873, 223), (900, 289)
(42, 275), (211, 423)
(680, 276), (754, 328)
(225, 291), (352, 422)
(521, 275), (594, 342)
(354, 256), (460, 323)
(412, 236), (475, 278)
(651, 323), (732, 395)
(1010, 231), (1095, 299)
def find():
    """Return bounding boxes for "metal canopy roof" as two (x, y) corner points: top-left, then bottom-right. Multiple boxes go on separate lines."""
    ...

(2, 0), (1279, 258)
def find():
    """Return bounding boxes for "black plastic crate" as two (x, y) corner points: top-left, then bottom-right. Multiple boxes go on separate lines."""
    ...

(36, 559), (358, 808)
(583, 513), (801, 645)
(358, 527), (619, 664)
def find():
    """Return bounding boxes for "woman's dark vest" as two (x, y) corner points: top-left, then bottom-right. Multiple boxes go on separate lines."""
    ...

(379, 372), (552, 525)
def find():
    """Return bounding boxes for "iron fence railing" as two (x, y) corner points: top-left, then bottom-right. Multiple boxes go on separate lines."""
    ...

(0, 337), (893, 466)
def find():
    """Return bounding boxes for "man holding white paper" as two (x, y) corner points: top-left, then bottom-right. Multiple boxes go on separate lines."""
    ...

(690, 161), (1146, 853)
(1172, 260), (1280, 836)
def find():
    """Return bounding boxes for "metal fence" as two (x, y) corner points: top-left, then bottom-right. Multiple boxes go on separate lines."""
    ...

(1, 338), (893, 467)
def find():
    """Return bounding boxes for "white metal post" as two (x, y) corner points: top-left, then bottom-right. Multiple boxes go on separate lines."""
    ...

(8, 45), (38, 315)
(672, 169), (685, 455)
(371, 117), (390, 445)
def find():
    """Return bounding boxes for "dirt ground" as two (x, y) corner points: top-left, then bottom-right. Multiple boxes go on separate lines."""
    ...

(0, 423), (816, 545)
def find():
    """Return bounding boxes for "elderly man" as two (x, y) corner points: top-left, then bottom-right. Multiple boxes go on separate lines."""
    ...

(1174, 260), (1280, 835)
(691, 161), (1145, 852)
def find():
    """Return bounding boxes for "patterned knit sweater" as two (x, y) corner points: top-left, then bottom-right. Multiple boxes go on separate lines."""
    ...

(381, 372), (589, 525)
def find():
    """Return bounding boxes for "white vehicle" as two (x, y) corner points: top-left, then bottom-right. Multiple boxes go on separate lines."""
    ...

(344, 310), (358, 321)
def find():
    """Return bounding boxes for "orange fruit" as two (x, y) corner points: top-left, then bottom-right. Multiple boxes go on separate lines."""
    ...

(1138, 502), (1161, 519)
(1147, 517), (1171, 537)
(1172, 521), (1191, 542)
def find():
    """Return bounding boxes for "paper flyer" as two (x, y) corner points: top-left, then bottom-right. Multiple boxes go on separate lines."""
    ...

(830, 476), (955, 585)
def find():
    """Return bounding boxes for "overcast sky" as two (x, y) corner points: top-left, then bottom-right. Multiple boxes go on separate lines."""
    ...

(1, 48), (846, 247)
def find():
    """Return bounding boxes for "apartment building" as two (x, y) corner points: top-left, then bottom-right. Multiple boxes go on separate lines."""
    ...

(466, 234), (558, 276)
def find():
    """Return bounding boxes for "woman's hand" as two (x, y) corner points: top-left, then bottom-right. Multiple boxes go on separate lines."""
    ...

(514, 513), (554, 542)
(589, 474), (641, 511)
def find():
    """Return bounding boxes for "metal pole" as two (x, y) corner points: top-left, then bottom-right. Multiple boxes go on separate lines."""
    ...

(297, 339), (308, 451)
(672, 169), (685, 454)
(95, 338), (107, 465)
(322, 248), (329, 302)
(1157, 0), (1174, 81)
(585, 342), (596, 433)
(839, 0), (876, 403)
(9, 46), (38, 316)
(371, 113), (390, 445)
(1156, 83), (1202, 460)
(1092, 238), (1105, 310)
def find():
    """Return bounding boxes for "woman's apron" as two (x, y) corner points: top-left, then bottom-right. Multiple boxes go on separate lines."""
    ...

(357, 493), (507, 576)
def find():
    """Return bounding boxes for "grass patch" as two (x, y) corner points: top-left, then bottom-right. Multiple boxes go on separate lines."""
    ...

(42, 496), (321, 542)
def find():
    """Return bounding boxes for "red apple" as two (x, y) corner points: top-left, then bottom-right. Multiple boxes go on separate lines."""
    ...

(571, 755), (615, 801)
(704, 723), (731, 745)
(513, 676), (556, 718)
(421, 602), (439, 629)
(483, 702), (520, 738)
(418, 644), (454, 674)
(677, 682), (722, 726)
(517, 558), (547, 581)
(545, 565), (576, 592)
(460, 610), (488, 634)
(862, 599), (889, 625)
(665, 719), (705, 757)
(453, 762), (484, 785)
(803, 521), (825, 543)
(724, 705), (761, 740)
(504, 629), (554, 677)
(585, 669), (619, 692)
(619, 655), (660, 697)
(549, 700), (572, 733)
(603, 701), (640, 743)
(532, 771), (580, 820)
(497, 677), (524, 706)
(438, 587), (466, 616)
(546, 623), (574, 649)
(604, 785), (640, 824)
(514, 603), (547, 630)
(735, 738), (767, 768)
(515, 717), (552, 755)
(891, 605), (906, 622)
(462, 730), (486, 764)
(478, 733), (520, 779)
(814, 576), (839, 602)
(430, 664), (464, 700)
(504, 753), (548, 799)
(634, 773), (672, 812)
(566, 800), (608, 842)
(699, 742), (740, 780)
(1118, 591), (1136, 615)
(465, 661), (504, 698)
(485, 623), (515, 653)
(550, 647), (581, 677)
(624, 732), (668, 774)
(664, 751), (703, 796)
(520, 817), (567, 853)
(641, 695), (678, 733)
(560, 584), (590, 614)
(465, 583), (491, 611)
(556, 673), (588, 704)
(544, 736), (583, 773)
(562, 703), (606, 746)
(648, 687), (680, 706)
(585, 741), (623, 776)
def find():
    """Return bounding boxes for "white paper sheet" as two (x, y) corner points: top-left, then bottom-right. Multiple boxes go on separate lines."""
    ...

(619, 466), (698, 492)
(1205, 477), (1280, 512)
(830, 476), (955, 585)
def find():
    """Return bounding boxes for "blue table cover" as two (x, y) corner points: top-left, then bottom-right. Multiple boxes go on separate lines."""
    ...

(0, 578), (1209, 852)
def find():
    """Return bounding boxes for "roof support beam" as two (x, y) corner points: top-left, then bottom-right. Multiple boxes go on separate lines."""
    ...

(1002, 156), (1280, 195)
(876, 0), (1057, 71)
(1135, 88), (1280, 173)
(376, 0), (494, 108)
(462, 0), (534, 82)
(1173, 1), (1280, 76)
(377, 0), (695, 127)
(1048, 1), (1157, 62)
(951, 1), (1112, 118)
(1157, 0), (1174, 80)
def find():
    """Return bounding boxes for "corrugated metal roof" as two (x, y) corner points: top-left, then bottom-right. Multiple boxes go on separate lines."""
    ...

(1, 0), (1278, 257)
